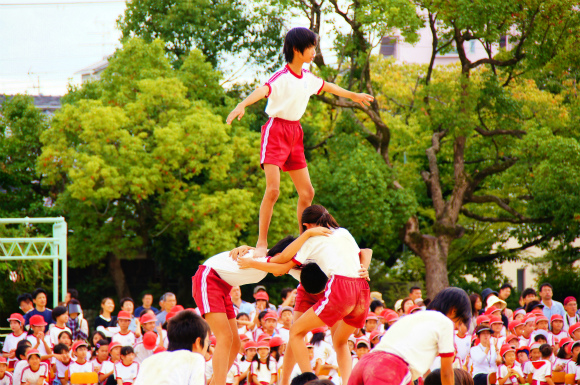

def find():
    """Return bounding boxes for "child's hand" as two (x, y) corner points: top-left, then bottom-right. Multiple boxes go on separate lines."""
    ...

(226, 105), (245, 124)
(229, 245), (254, 261)
(8, 349), (16, 359)
(350, 92), (374, 107)
(37, 331), (45, 340)
(305, 227), (333, 237)
(358, 264), (370, 281)
(237, 257), (254, 270)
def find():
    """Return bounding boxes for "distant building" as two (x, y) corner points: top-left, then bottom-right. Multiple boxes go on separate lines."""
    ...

(75, 55), (112, 83)
(0, 94), (61, 116)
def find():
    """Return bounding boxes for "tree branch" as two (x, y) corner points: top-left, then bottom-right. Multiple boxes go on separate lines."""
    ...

(460, 208), (553, 224)
(470, 232), (560, 263)
(422, 129), (448, 218)
(474, 126), (527, 138)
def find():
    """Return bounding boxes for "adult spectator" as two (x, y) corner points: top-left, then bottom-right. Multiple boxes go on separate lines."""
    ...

(95, 297), (117, 334)
(135, 294), (159, 317)
(279, 287), (297, 309)
(563, 296), (579, 331)
(230, 286), (255, 316)
(64, 288), (79, 305)
(252, 286), (276, 311)
(498, 284), (514, 321)
(156, 293), (177, 326)
(24, 288), (53, 332)
(133, 310), (210, 385)
(120, 297), (138, 332)
(521, 288), (538, 305)
(468, 294), (483, 333)
(17, 293), (34, 316)
(409, 286), (422, 301)
(67, 299), (89, 341)
(539, 283), (565, 321)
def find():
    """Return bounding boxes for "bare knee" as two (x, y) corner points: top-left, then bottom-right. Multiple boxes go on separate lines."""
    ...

(298, 185), (315, 203)
(289, 328), (307, 340)
(264, 186), (280, 203)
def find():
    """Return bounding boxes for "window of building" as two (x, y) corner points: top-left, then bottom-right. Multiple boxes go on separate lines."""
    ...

(380, 36), (397, 57)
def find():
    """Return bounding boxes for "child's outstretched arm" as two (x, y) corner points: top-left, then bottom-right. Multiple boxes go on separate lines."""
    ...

(226, 86), (270, 124)
(268, 227), (332, 264)
(321, 82), (374, 107)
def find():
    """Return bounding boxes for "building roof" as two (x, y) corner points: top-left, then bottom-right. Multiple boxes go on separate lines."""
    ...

(0, 94), (61, 111)
(75, 55), (112, 75)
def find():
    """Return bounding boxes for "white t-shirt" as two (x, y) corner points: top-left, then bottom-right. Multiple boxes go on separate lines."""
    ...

(133, 343), (154, 364)
(278, 327), (290, 344)
(0, 372), (12, 385)
(454, 333), (471, 363)
(372, 310), (454, 380)
(134, 350), (205, 385)
(12, 360), (27, 385)
(1, 332), (27, 367)
(264, 65), (324, 121)
(226, 362), (240, 384)
(112, 331), (136, 347)
(203, 251), (268, 287)
(531, 360), (552, 382)
(294, 228), (361, 278)
(551, 331), (568, 345)
(55, 358), (70, 378)
(114, 361), (139, 384)
(205, 358), (213, 384)
(470, 344), (498, 376)
(99, 360), (117, 378)
(498, 364), (524, 384)
(69, 360), (94, 376)
(26, 334), (52, 355)
(48, 325), (72, 346)
(21, 363), (49, 385)
(251, 359), (277, 384)
(565, 360), (577, 375)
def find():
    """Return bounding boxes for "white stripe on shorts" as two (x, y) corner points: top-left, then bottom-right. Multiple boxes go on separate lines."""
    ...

(400, 370), (412, 385)
(201, 267), (211, 313)
(260, 118), (274, 164)
(315, 275), (335, 316)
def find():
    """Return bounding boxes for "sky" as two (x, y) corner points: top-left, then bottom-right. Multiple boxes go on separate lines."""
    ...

(0, 0), (126, 96)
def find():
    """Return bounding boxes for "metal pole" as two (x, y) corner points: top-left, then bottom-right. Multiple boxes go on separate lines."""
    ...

(0, 217), (65, 224)
(0, 256), (59, 261)
(53, 254), (58, 307)
(54, 221), (68, 303)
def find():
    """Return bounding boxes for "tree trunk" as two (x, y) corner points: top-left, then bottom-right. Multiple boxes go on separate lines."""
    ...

(108, 252), (131, 299)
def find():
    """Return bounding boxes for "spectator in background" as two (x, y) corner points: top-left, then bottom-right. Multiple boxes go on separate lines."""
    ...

(230, 286), (255, 316)
(67, 299), (89, 341)
(135, 294), (158, 317)
(65, 288), (79, 305)
(24, 288), (53, 332)
(409, 286), (422, 302)
(563, 297), (579, 331)
(498, 284), (514, 321)
(95, 297), (118, 335)
(521, 288), (538, 305)
(279, 287), (297, 310)
(156, 293), (177, 326)
(469, 294), (483, 333)
(252, 286), (277, 312)
(120, 297), (138, 332)
(539, 283), (565, 321)
(17, 293), (34, 316)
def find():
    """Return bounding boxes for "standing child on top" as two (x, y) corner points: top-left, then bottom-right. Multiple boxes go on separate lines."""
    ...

(226, 27), (374, 258)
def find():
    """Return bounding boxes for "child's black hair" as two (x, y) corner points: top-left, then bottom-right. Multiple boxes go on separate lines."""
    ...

(270, 346), (282, 362)
(539, 343), (552, 358)
(370, 300), (384, 313)
(283, 27), (318, 63)
(53, 343), (69, 354)
(356, 342), (369, 350)
(252, 348), (272, 371)
(557, 346), (570, 359)
(258, 310), (268, 322)
(534, 335), (547, 343)
(15, 340), (32, 360)
(267, 236), (296, 257)
(52, 306), (67, 321)
(236, 312), (249, 320)
(310, 331), (325, 347)
(301, 205), (339, 233)
(425, 369), (474, 385)
(58, 330), (73, 342)
(300, 263), (328, 294)
(91, 331), (107, 347)
(290, 372), (318, 385)
(167, 310), (211, 352)
(427, 287), (472, 326)
(120, 346), (134, 356)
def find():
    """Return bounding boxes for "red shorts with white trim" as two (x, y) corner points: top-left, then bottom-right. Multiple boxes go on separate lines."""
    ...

(313, 275), (370, 328)
(294, 284), (325, 313)
(260, 117), (306, 172)
(348, 351), (411, 385)
(192, 265), (236, 319)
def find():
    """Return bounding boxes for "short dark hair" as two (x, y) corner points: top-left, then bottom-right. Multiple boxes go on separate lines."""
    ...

(16, 340), (32, 360)
(120, 346), (134, 356)
(539, 283), (553, 292)
(67, 288), (79, 300)
(300, 263), (328, 294)
(525, 300), (544, 313)
(120, 297), (134, 307)
(410, 286), (421, 293)
(267, 236), (296, 257)
(534, 334), (547, 343)
(500, 283), (513, 291)
(167, 310), (211, 352)
(142, 293), (153, 299)
(236, 312), (249, 320)
(52, 306), (67, 321)
(58, 330), (73, 341)
(17, 293), (33, 305)
(258, 310), (268, 322)
(305, 381), (334, 385)
(290, 372), (318, 385)
(540, 343), (552, 358)
(53, 343), (69, 354)
(283, 27), (318, 63)
(427, 287), (472, 326)
(522, 288), (537, 298)
(425, 369), (474, 385)
(301, 205), (339, 232)
(281, 287), (294, 300)
(370, 300), (384, 313)
(32, 288), (47, 299)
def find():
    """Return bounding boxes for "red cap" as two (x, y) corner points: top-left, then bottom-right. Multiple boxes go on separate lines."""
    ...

(476, 315), (490, 325)
(567, 340), (580, 355)
(535, 315), (549, 324)
(257, 340), (270, 349)
(108, 341), (122, 353)
(7, 313), (25, 324)
(153, 346), (166, 354)
(370, 330), (384, 341)
(489, 315), (503, 325)
(529, 343), (542, 351)
(508, 320), (523, 332)
(531, 308), (544, 315)
(311, 327), (327, 335)
(143, 331), (157, 350)
(117, 311), (132, 320)
(209, 336), (217, 346)
(408, 305), (421, 314)
(484, 306), (500, 316)
(166, 305), (184, 322)
(244, 341), (257, 350)
(570, 323), (580, 337)
(0, 357), (7, 364)
(524, 314), (536, 324)
(263, 311), (278, 321)
(257, 333), (272, 342)
(559, 337), (573, 348)
(239, 334), (250, 341)
(366, 312), (378, 321)
(505, 334), (518, 343)
(564, 297), (577, 306)
(306, 343), (313, 348)
(355, 337), (370, 348)
(26, 349), (41, 359)
(500, 344), (516, 358)
(384, 313), (399, 323)
(72, 340), (88, 352)
(254, 292), (269, 301)
(29, 315), (47, 327)
(269, 337), (284, 348)
(550, 314), (564, 323)
(513, 309), (526, 318)
(516, 346), (530, 358)
(140, 313), (156, 324)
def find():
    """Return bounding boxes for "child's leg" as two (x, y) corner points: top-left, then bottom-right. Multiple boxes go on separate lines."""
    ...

(256, 164), (281, 257)
(288, 308), (327, 374)
(280, 310), (304, 385)
(205, 312), (239, 385)
(288, 167), (314, 234)
(331, 321), (357, 385)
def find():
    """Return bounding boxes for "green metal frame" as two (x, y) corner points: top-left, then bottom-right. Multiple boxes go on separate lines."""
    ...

(0, 217), (68, 307)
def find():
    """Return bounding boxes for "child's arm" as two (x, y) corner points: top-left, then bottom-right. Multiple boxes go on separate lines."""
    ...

(546, 377), (555, 385)
(439, 356), (455, 385)
(226, 86), (270, 124)
(269, 373), (276, 385)
(321, 82), (374, 107)
(268, 227), (332, 264)
(117, 378), (124, 385)
(36, 377), (45, 385)
(360, 249), (372, 269)
(237, 259), (296, 276)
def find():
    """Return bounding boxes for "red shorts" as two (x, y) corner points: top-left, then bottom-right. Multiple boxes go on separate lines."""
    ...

(313, 275), (370, 328)
(192, 265), (236, 319)
(260, 117), (306, 171)
(294, 284), (325, 313)
(348, 351), (411, 385)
